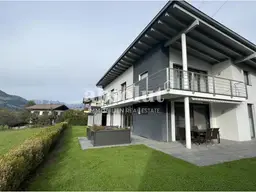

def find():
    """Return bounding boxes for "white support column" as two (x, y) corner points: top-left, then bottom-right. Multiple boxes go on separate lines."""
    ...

(169, 47), (174, 89)
(181, 33), (189, 90)
(184, 97), (191, 149)
(166, 102), (169, 142)
(182, 33), (191, 149)
(171, 101), (176, 141)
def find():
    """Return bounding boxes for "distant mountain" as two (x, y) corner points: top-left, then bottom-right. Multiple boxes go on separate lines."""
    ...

(0, 90), (28, 110)
(0, 90), (84, 110)
(33, 100), (65, 105)
(34, 100), (84, 110)
(66, 103), (84, 110)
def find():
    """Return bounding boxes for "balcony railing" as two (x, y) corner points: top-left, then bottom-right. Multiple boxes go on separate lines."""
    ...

(103, 67), (247, 105)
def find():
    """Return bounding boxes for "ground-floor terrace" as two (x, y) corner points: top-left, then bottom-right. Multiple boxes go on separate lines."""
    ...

(79, 134), (256, 166)
(100, 97), (255, 149)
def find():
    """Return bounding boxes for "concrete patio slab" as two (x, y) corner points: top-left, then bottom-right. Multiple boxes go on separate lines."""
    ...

(78, 135), (256, 166)
(131, 135), (256, 166)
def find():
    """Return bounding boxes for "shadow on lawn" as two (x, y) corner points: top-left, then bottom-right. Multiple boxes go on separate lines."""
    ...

(136, 147), (199, 191)
(136, 145), (256, 191)
(19, 127), (71, 190)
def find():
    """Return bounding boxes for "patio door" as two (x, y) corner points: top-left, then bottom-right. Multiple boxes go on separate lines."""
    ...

(175, 103), (210, 140)
(192, 104), (210, 130)
(248, 104), (255, 138)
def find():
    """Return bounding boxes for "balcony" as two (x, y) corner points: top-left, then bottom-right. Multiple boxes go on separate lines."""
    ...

(103, 67), (247, 107)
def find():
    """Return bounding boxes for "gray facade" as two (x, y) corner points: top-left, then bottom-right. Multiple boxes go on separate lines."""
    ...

(133, 45), (169, 94)
(132, 45), (169, 142)
(132, 101), (168, 142)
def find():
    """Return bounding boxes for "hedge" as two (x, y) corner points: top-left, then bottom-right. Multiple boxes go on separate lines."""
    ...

(0, 122), (69, 191)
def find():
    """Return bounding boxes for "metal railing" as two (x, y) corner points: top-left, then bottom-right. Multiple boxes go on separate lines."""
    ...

(103, 67), (247, 105)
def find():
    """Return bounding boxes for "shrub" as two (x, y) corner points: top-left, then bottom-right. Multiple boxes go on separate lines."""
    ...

(0, 122), (70, 191)
(91, 125), (105, 132)
(37, 114), (52, 126)
(61, 110), (88, 125)
(0, 109), (30, 128)
(0, 125), (9, 131)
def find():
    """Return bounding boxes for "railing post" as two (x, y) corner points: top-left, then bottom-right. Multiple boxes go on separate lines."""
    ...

(146, 77), (148, 96)
(213, 77), (216, 96)
(191, 72), (194, 93)
(166, 68), (170, 91)
(133, 85), (135, 99)
(245, 83), (248, 99)
(230, 80), (233, 98)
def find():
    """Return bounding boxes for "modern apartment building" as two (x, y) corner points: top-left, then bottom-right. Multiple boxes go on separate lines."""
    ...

(88, 1), (256, 149)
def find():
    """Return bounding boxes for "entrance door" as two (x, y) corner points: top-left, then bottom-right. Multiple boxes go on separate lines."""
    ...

(248, 104), (255, 138)
(101, 113), (107, 126)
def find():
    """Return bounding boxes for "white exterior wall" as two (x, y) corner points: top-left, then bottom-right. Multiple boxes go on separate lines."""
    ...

(93, 112), (102, 126)
(103, 66), (133, 127)
(113, 110), (121, 127)
(104, 66), (134, 99)
(210, 61), (252, 141)
(88, 115), (93, 126)
(106, 111), (111, 126)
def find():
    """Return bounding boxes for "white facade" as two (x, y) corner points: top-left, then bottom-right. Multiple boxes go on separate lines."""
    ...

(104, 66), (133, 93)
(104, 66), (133, 127)
(169, 47), (255, 142)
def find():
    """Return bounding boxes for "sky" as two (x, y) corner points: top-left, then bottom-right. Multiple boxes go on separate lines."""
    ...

(0, 1), (256, 103)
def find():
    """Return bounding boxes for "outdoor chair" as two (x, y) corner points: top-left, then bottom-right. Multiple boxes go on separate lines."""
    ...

(191, 126), (199, 143)
(203, 128), (213, 144)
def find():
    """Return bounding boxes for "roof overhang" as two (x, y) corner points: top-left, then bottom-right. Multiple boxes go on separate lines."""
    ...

(96, 0), (256, 88)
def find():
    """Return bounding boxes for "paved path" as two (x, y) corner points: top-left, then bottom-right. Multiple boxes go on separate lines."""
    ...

(78, 135), (256, 166)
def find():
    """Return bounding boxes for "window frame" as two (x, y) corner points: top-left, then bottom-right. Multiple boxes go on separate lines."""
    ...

(244, 70), (251, 85)
(139, 71), (148, 81)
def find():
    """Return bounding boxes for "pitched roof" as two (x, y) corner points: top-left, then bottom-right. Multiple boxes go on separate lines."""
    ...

(26, 104), (69, 110)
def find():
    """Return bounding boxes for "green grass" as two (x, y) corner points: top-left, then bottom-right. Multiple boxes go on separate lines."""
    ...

(27, 126), (256, 191)
(0, 128), (43, 156)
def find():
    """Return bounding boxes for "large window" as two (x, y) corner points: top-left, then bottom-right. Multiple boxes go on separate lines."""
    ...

(173, 64), (208, 92)
(244, 71), (250, 85)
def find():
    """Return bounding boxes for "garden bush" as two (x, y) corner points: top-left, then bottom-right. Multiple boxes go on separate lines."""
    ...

(0, 122), (70, 191)
(60, 110), (88, 125)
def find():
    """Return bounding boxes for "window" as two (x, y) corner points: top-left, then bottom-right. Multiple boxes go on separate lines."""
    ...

(248, 104), (255, 138)
(121, 82), (126, 100)
(244, 71), (250, 85)
(139, 71), (148, 80)
(110, 89), (115, 103)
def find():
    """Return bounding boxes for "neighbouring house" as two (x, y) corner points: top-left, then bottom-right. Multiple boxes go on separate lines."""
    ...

(83, 96), (107, 126)
(85, 0), (256, 149)
(26, 104), (69, 116)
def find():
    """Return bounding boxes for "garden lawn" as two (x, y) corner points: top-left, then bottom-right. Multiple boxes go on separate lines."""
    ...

(0, 128), (42, 155)
(27, 126), (256, 191)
